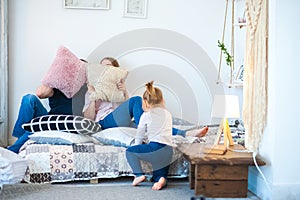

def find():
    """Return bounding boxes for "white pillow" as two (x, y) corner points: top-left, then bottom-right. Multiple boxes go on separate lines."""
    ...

(92, 127), (136, 147)
(29, 131), (95, 145)
(87, 63), (128, 102)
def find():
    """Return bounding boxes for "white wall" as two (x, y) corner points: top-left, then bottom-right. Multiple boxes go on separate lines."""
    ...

(8, 0), (243, 133)
(12, 0), (294, 196)
(248, 0), (300, 199)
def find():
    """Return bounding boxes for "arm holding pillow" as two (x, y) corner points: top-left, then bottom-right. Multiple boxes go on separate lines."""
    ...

(117, 79), (129, 100)
(36, 84), (54, 99)
(83, 101), (96, 120)
(83, 85), (97, 120)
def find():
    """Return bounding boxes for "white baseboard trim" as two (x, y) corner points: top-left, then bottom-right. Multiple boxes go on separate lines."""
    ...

(248, 166), (300, 200)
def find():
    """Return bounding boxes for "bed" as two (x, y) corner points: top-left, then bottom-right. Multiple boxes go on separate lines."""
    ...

(20, 28), (239, 184)
(19, 116), (201, 184)
(21, 141), (189, 183)
(20, 121), (244, 184)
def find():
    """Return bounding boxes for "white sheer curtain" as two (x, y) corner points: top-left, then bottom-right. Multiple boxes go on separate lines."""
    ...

(0, 0), (8, 147)
(243, 0), (268, 152)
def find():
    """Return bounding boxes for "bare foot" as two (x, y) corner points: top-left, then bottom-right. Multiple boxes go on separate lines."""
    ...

(132, 175), (146, 186)
(195, 126), (209, 137)
(152, 177), (167, 190)
(186, 126), (209, 138)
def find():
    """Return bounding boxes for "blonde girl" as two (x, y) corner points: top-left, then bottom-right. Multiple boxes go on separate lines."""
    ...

(126, 81), (173, 190)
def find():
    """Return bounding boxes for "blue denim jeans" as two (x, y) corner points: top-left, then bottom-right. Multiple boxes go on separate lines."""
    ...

(126, 142), (173, 182)
(99, 96), (144, 129)
(7, 94), (48, 153)
(99, 96), (186, 136)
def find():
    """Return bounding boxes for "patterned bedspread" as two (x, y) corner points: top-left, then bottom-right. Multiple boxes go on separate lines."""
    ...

(23, 143), (188, 183)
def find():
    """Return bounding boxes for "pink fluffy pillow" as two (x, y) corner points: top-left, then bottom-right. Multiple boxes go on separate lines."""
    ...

(42, 46), (87, 98)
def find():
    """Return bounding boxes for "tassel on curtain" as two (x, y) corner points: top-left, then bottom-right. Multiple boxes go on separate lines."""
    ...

(243, 0), (268, 152)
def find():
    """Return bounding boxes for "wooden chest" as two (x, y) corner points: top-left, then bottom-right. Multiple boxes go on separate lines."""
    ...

(195, 164), (248, 197)
(177, 143), (265, 198)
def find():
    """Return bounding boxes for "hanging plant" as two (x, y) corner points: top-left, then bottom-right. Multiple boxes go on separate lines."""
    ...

(218, 40), (234, 68)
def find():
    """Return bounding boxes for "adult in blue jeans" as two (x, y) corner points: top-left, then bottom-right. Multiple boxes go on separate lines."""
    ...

(9, 57), (207, 153)
(83, 57), (209, 137)
(7, 85), (73, 153)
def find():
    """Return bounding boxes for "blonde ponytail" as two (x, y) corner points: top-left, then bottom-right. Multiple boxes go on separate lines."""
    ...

(143, 81), (163, 106)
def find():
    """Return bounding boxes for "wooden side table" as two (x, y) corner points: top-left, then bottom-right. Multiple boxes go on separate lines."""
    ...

(176, 143), (265, 198)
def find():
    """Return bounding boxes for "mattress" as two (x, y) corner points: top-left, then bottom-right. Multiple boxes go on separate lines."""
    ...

(23, 142), (188, 183)
(22, 124), (244, 183)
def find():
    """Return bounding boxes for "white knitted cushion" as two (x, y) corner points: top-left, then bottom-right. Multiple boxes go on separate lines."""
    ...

(87, 63), (128, 102)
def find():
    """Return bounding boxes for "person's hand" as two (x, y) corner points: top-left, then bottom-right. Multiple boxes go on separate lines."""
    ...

(36, 84), (54, 99)
(117, 79), (127, 92)
(87, 84), (96, 93)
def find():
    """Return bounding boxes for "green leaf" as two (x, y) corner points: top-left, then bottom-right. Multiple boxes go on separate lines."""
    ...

(217, 40), (233, 67)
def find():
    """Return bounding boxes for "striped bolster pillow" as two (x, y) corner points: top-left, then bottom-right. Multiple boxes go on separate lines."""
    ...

(22, 115), (101, 136)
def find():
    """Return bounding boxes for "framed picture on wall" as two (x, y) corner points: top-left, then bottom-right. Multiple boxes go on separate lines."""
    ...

(64, 0), (110, 10)
(124, 0), (148, 18)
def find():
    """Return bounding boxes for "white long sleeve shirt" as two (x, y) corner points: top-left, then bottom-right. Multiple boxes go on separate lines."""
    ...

(134, 106), (173, 147)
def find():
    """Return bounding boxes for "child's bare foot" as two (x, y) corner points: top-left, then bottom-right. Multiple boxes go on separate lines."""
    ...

(196, 126), (209, 137)
(132, 175), (146, 186)
(152, 177), (167, 190)
(186, 126), (209, 138)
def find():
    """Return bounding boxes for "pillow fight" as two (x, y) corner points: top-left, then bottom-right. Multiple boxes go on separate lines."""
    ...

(5, 46), (209, 190)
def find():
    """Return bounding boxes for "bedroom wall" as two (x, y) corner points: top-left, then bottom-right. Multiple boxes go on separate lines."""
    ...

(6, 0), (260, 192)
(247, 0), (300, 199)
(8, 0), (244, 136)
(7, 0), (300, 199)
